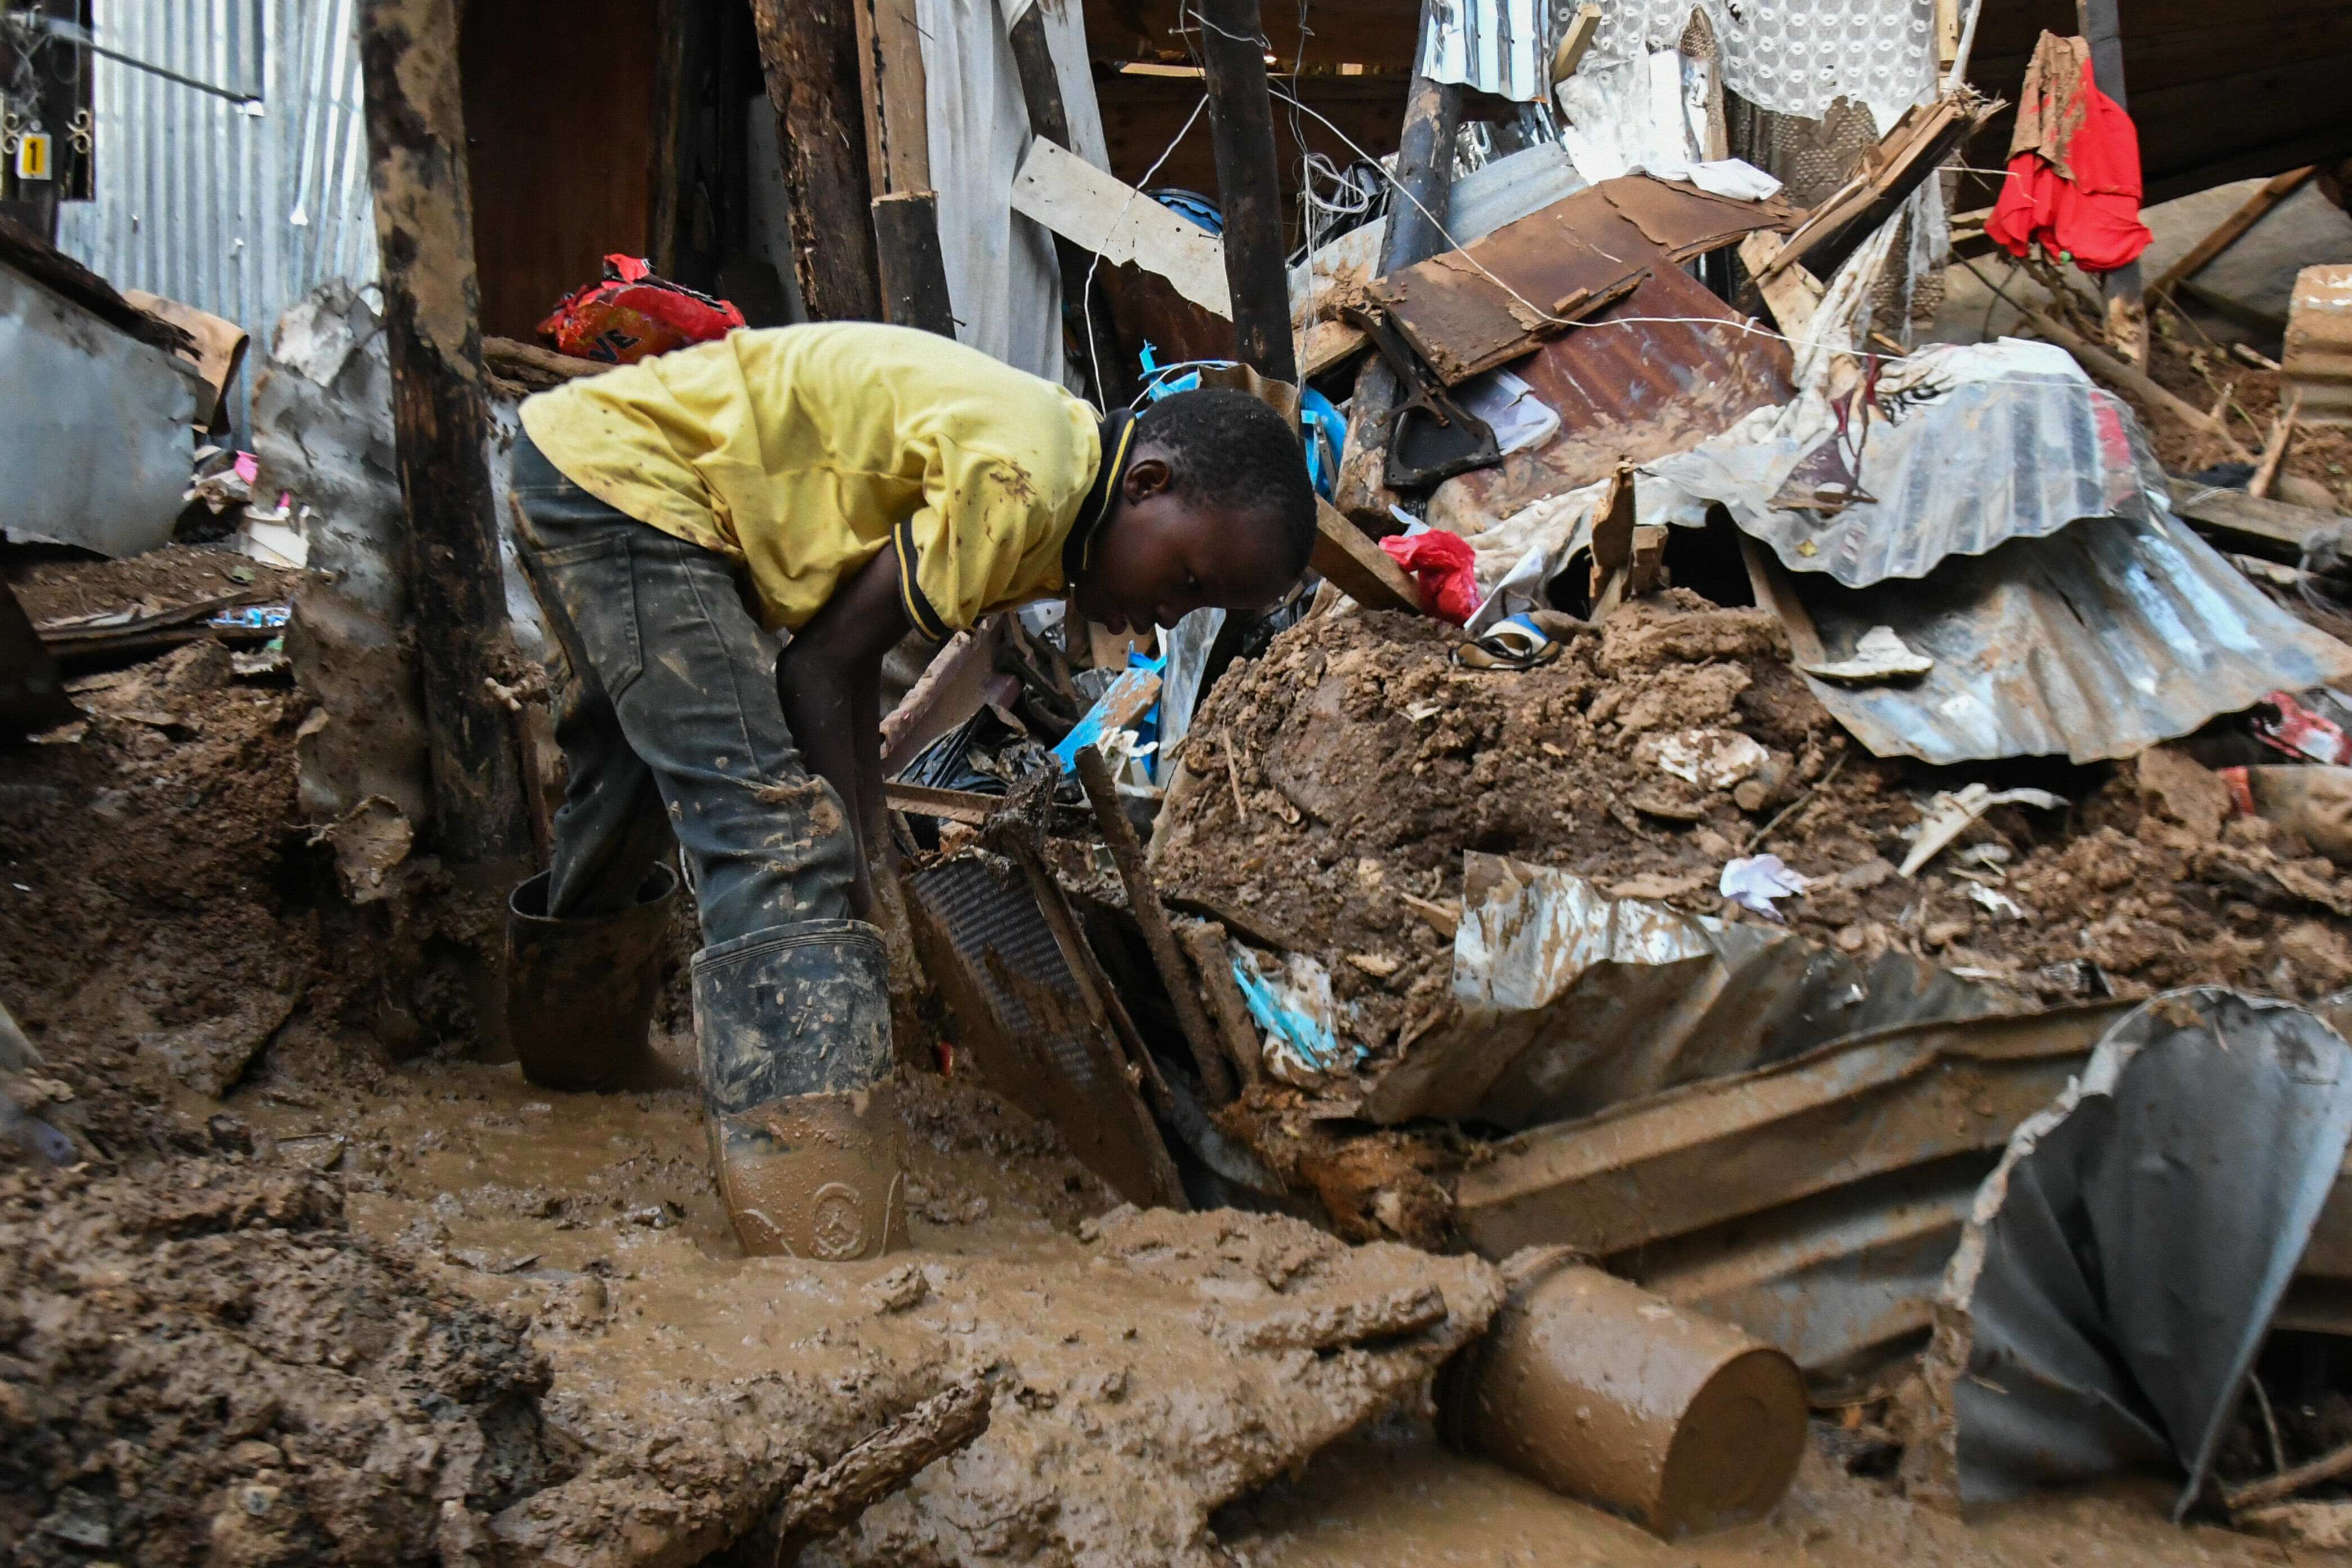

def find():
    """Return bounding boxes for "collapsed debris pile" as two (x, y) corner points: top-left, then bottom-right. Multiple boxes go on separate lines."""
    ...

(12, 0), (2352, 1561)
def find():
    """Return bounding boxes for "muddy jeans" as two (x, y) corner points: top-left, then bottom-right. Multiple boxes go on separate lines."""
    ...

(509, 435), (857, 945)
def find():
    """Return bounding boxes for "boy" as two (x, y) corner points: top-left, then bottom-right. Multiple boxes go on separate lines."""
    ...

(503, 322), (1315, 1262)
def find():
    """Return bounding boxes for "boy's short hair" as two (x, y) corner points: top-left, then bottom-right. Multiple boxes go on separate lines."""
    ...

(1133, 388), (1317, 581)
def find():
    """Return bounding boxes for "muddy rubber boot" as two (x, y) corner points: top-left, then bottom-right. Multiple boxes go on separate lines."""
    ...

(692, 920), (907, 1260)
(504, 866), (679, 1092)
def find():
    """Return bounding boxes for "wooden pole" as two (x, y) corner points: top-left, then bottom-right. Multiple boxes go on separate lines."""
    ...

(355, 0), (536, 867)
(1331, 43), (1461, 527)
(751, 0), (883, 322)
(2074, 0), (2146, 362)
(849, 0), (957, 337)
(1001, 0), (1132, 407)
(1075, 746), (1236, 1105)
(1194, 0), (1298, 385)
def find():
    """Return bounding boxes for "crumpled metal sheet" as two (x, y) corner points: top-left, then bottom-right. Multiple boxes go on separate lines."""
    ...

(1920, 990), (2352, 1515)
(1428, 263), (1795, 541)
(0, 260), (201, 560)
(1641, 341), (2159, 588)
(1753, 506), (2352, 766)
(1362, 853), (2010, 1129)
(1418, 0), (1563, 104)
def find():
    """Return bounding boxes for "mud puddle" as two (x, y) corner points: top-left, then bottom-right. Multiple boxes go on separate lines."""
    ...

(1219, 1411), (2340, 1568)
(232, 1060), (1500, 1567)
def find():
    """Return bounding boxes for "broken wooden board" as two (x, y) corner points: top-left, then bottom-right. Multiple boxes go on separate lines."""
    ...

(1311, 499), (1423, 614)
(1361, 174), (1798, 386)
(2166, 474), (2347, 562)
(1010, 135), (1232, 318)
(1760, 91), (1995, 284)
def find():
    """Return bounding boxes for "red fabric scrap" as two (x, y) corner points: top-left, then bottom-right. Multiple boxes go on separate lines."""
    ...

(1380, 530), (1480, 623)
(1986, 59), (2152, 274)
(537, 256), (746, 366)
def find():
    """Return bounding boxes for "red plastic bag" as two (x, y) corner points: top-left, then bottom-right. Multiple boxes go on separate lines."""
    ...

(1380, 529), (1480, 624)
(536, 256), (745, 366)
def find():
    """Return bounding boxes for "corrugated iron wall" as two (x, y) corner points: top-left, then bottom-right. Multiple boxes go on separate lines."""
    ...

(55, 0), (377, 433)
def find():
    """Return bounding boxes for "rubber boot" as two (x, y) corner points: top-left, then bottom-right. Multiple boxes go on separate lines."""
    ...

(504, 866), (678, 1092)
(692, 920), (907, 1260)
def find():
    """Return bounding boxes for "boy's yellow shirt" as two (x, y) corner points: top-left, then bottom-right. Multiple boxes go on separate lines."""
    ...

(519, 322), (1120, 638)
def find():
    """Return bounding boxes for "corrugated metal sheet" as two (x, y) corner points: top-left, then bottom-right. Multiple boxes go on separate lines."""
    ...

(57, 0), (377, 434)
(1419, 0), (1560, 104)
(1641, 341), (2159, 589)
(1362, 852), (2010, 1128)
(1751, 507), (2352, 765)
(1427, 264), (1794, 538)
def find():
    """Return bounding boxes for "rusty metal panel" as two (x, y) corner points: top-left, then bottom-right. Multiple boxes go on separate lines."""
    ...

(1361, 175), (1796, 385)
(2284, 262), (2352, 428)
(1427, 264), (1794, 533)
(906, 852), (1178, 1206)
(1753, 507), (2352, 766)
(1453, 1003), (2124, 1264)
(1362, 854), (2010, 1129)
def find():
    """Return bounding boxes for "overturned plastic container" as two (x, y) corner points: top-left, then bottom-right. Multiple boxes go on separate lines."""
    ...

(1436, 1248), (1806, 1537)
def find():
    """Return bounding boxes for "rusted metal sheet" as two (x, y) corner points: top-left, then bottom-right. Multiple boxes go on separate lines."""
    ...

(2284, 262), (2352, 428)
(1746, 509), (2352, 765)
(1646, 341), (2160, 589)
(1362, 854), (2012, 1129)
(1427, 264), (1794, 535)
(904, 852), (1182, 1207)
(1454, 1003), (2127, 1264)
(1361, 175), (1796, 385)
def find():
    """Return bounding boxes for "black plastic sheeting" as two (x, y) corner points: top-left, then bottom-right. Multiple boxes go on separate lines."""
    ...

(1927, 989), (2352, 1515)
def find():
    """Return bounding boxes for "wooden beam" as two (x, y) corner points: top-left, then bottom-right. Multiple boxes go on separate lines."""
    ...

(356, 0), (536, 867)
(1010, 137), (1233, 317)
(1195, 0), (1298, 384)
(851, 0), (930, 197)
(2147, 165), (2317, 304)
(2166, 474), (2347, 563)
(751, 0), (882, 322)
(1310, 498), (1423, 614)
(1551, 3), (1601, 88)
(2024, 305), (2251, 458)
(872, 192), (957, 337)
(2075, 0), (2148, 360)
(1000, 0), (1132, 407)
(1075, 746), (1237, 1106)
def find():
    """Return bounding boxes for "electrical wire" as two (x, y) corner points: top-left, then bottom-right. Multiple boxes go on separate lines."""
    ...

(1079, 90), (1213, 406)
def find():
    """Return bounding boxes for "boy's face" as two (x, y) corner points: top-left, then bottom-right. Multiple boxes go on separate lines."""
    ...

(1072, 450), (1298, 636)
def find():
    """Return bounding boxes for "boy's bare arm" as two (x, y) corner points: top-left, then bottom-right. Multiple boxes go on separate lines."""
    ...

(777, 547), (913, 919)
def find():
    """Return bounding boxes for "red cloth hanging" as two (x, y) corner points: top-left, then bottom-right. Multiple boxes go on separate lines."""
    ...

(1986, 53), (2151, 275)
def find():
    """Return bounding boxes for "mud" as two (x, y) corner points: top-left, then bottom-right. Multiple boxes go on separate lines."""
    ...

(11, 549), (2352, 1568)
(1157, 603), (2352, 1083)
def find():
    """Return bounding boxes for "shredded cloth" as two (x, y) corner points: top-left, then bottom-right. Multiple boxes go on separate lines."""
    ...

(1986, 33), (2151, 274)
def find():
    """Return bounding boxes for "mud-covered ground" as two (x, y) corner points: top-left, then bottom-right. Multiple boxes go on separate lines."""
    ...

(7, 544), (2351, 1567)
(1158, 602), (2352, 1072)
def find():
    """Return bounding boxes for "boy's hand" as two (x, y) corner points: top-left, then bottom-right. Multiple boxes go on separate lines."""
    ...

(777, 547), (914, 920)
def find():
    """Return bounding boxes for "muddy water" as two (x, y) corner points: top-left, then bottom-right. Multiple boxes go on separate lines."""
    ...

(1225, 1414), (2336, 1568)
(238, 1056), (1499, 1567)
(236, 1063), (2336, 1568)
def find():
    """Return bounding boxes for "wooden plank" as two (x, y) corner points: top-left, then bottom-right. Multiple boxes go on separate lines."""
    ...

(1075, 746), (1237, 1105)
(1737, 232), (1821, 342)
(2166, 475), (2346, 563)
(2149, 166), (2319, 303)
(851, 0), (930, 196)
(1309, 498), (1423, 614)
(751, 0), (881, 322)
(1010, 136), (1233, 317)
(1552, 5), (1602, 85)
(357, 0), (536, 866)
(872, 191), (957, 337)
(1196, 0), (1298, 382)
